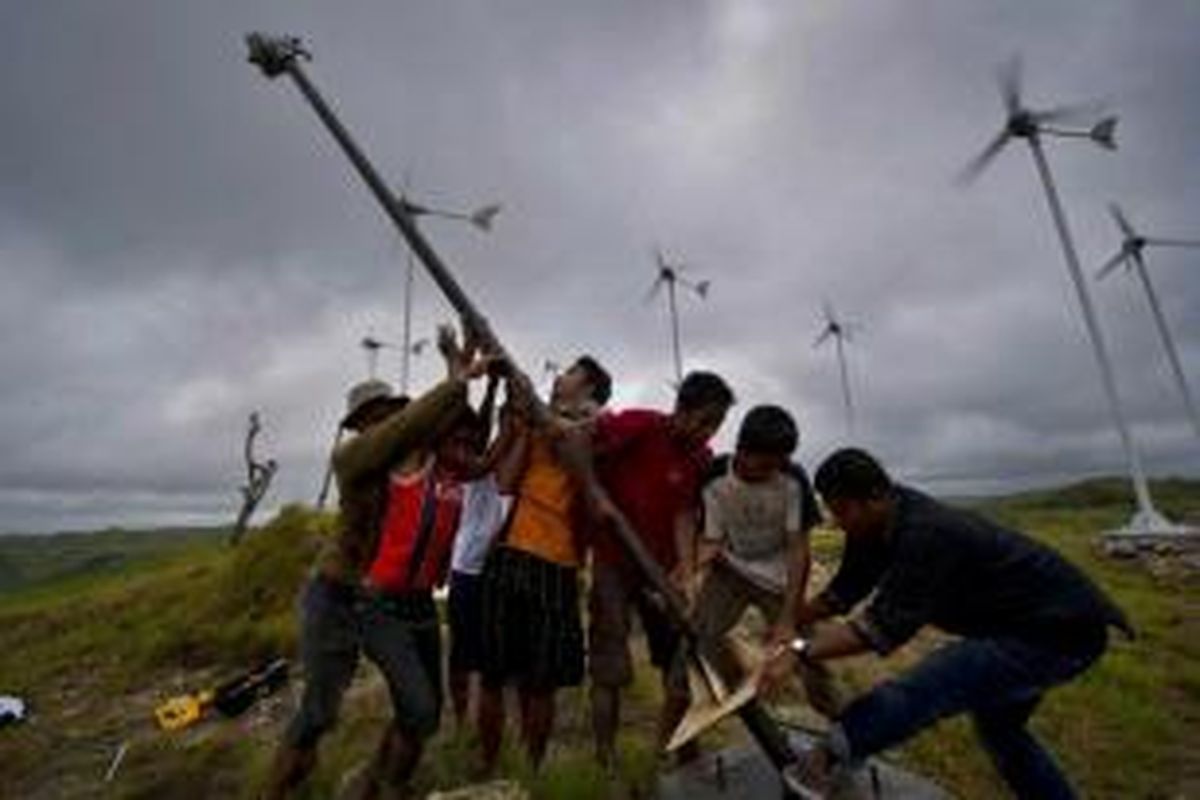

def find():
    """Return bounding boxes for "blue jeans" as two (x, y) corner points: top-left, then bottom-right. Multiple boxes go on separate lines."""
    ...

(832, 632), (1106, 799)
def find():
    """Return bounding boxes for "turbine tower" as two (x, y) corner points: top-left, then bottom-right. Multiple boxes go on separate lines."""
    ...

(815, 301), (858, 439)
(1096, 202), (1200, 439)
(646, 248), (710, 385)
(960, 57), (1179, 537)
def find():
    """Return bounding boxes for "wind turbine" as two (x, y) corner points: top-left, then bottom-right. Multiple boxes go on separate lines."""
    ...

(361, 334), (391, 379)
(815, 301), (858, 439)
(397, 176), (501, 393)
(645, 248), (710, 384)
(1097, 202), (1200, 439)
(960, 57), (1179, 537)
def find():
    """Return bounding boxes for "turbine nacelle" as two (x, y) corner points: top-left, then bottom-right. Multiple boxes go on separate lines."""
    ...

(646, 248), (710, 302)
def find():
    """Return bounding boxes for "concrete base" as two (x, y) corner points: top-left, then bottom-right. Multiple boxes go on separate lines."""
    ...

(1104, 508), (1198, 540)
(658, 730), (949, 800)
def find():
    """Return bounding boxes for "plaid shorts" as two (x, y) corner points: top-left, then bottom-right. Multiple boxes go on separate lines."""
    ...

(480, 547), (584, 690)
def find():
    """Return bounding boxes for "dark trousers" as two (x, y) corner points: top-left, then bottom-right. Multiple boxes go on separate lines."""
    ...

(284, 576), (442, 748)
(833, 633), (1106, 799)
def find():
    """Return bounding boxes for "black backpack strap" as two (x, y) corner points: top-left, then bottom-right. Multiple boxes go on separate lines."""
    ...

(403, 470), (441, 589)
(785, 461), (823, 532)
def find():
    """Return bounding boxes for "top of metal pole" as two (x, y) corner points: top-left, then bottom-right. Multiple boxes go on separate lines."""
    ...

(246, 33), (310, 79)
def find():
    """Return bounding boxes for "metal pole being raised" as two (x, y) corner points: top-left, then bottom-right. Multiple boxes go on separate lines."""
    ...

(244, 32), (804, 786)
(402, 252), (416, 394)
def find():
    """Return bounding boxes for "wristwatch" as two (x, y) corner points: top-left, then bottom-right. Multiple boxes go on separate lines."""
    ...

(788, 636), (812, 661)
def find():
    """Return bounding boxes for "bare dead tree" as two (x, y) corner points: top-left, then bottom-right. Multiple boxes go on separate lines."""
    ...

(230, 412), (278, 545)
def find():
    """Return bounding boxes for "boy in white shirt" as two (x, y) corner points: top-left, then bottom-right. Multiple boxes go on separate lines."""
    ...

(689, 405), (840, 717)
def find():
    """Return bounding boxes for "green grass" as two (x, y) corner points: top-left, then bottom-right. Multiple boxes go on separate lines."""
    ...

(0, 480), (1197, 798)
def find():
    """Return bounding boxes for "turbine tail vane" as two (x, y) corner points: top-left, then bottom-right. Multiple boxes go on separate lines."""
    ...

(1089, 116), (1119, 150)
(470, 203), (502, 231)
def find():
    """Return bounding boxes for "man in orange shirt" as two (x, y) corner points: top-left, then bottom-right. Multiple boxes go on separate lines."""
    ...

(476, 356), (613, 772)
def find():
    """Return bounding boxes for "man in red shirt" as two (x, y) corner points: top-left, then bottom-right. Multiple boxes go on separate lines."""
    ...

(588, 371), (735, 770)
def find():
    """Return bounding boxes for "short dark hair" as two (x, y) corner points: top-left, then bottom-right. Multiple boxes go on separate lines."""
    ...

(574, 355), (613, 406)
(446, 406), (483, 440)
(675, 371), (735, 413)
(814, 448), (892, 501)
(736, 405), (798, 456)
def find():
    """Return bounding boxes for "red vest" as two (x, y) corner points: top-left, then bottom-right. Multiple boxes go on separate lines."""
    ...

(367, 465), (463, 593)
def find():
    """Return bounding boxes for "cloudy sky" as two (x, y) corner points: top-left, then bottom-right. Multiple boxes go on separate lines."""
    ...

(1, 1), (1197, 533)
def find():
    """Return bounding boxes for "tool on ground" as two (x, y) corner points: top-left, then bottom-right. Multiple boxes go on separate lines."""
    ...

(154, 658), (289, 731)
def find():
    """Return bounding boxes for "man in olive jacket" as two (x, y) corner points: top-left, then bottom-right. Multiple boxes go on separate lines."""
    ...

(264, 327), (494, 800)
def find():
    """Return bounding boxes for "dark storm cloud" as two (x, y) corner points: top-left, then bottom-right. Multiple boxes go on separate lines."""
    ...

(0, 0), (1197, 532)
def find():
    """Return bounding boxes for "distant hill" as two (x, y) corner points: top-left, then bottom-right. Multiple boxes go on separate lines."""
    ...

(1, 476), (1197, 599)
(965, 476), (1200, 519)
(0, 526), (227, 596)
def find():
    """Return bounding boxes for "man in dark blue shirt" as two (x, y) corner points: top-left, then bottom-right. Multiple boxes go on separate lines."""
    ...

(762, 448), (1130, 799)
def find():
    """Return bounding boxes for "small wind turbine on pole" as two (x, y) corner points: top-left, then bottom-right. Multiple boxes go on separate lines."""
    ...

(815, 301), (858, 439)
(397, 176), (500, 394)
(361, 334), (390, 379)
(645, 248), (710, 385)
(960, 57), (1180, 537)
(1096, 203), (1200, 440)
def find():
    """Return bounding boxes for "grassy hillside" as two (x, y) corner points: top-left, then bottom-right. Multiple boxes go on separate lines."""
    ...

(0, 481), (1197, 798)
(0, 526), (227, 597)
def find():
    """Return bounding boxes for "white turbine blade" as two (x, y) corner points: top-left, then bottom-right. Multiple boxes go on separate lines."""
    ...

(1145, 237), (1200, 249)
(644, 277), (664, 305)
(1108, 202), (1136, 239)
(821, 299), (837, 324)
(956, 129), (1011, 186)
(998, 55), (1023, 116)
(652, 246), (668, 271)
(814, 327), (834, 348)
(1096, 251), (1129, 281)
